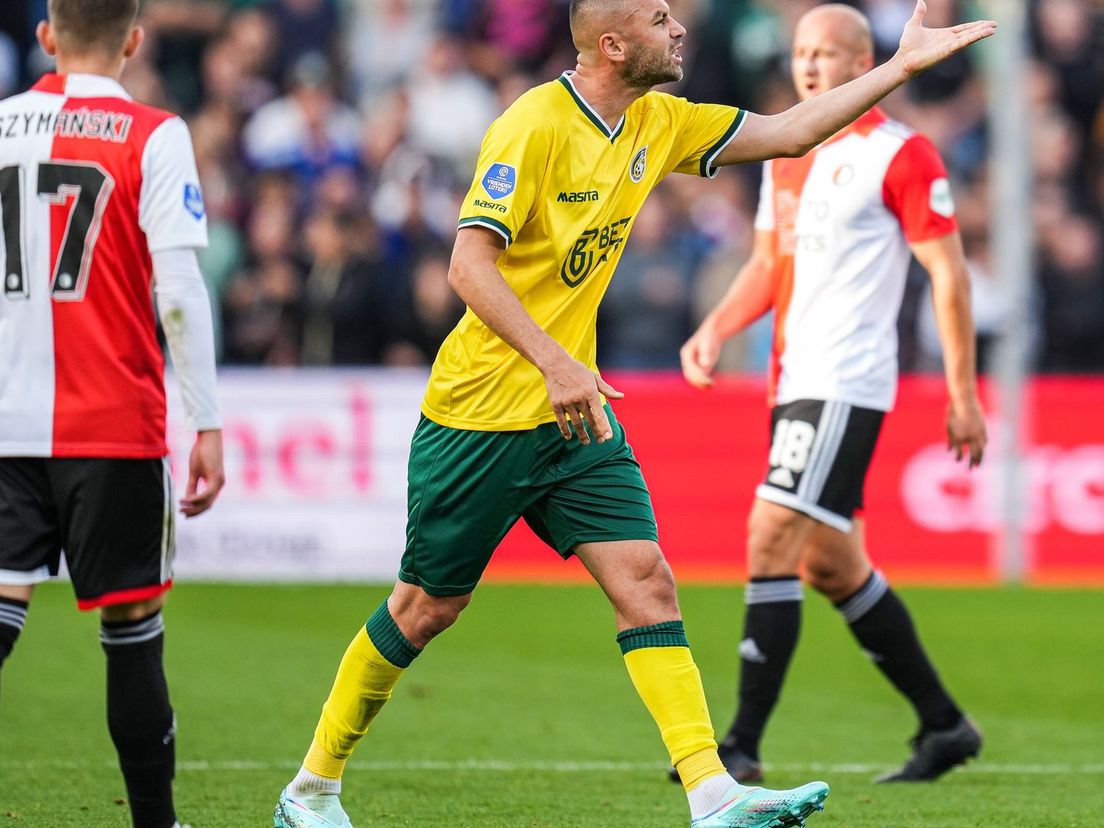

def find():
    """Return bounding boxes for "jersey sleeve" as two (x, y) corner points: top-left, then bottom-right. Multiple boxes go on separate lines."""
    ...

(882, 134), (958, 243)
(139, 117), (208, 253)
(456, 112), (554, 248)
(753, 161), (775, 231)
(663, 96), (747, 179)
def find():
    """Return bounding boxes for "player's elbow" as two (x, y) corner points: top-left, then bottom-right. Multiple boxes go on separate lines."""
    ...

(446, 260), (469, 294)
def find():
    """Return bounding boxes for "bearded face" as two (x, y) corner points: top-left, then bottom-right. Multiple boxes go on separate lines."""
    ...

(622, 36), (683, 88)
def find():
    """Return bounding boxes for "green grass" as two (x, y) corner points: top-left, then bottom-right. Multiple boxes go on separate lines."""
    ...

(1, 583), (1101, 826)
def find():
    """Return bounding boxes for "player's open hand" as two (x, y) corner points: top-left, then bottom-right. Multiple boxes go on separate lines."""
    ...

(895, 0), (997, 78)
(680, 327), (721, 390)
(543, 356), (623, 445)
(180, 429), (226, 516)
(946, 398), (987, 469)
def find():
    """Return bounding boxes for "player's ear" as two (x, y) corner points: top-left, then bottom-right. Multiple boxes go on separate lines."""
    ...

(598, 31), (627, 64)
(36, 20), (58, 57)
(122, 26), (144, 60)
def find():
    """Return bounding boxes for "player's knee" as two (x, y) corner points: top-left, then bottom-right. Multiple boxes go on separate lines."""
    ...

(804, 560), (843, 597)
(402, 592), (471, 645)
(101, 596), (164, 624)
(629, 550), (680, 622)
(805, 560), (866, 603)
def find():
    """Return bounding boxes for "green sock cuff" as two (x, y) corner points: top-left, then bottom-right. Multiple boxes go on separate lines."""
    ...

(365, 601), (422, 668)
(616, 620), (689, 654)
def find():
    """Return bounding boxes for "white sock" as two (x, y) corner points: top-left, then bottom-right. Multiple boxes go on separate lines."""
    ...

(687, 772), (744, 819)
(289, 766), (342, 798)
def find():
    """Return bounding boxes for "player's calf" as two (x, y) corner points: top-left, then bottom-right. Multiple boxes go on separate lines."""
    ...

(101, 610), (177, 828)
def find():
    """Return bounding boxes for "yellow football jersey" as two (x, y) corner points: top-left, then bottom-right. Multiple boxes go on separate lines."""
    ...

(422, 71), (745, 430)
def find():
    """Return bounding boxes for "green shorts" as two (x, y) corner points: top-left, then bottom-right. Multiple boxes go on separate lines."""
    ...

(399, 405), (658, 596)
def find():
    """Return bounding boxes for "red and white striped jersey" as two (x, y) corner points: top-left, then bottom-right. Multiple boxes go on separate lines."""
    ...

(0, 73), (207, 458)
(755, 107), (957, 412)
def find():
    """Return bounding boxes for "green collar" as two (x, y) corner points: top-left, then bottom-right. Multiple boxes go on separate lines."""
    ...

(557, 72), (626, 143)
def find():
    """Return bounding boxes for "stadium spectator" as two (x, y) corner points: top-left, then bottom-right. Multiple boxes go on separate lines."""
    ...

(345, 0), (434, 110)
(242, 52), (361, 190)
(222, 175), (305, 364)
(264, 0), (341, 78)
(404, 34), (500, 179)
(400, 247), (468, 363)
(0, 4), (224, 828)
(299, 209), (411, 365)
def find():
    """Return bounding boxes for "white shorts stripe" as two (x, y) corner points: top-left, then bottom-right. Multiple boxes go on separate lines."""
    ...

(0, 565), (53, 586)
(805, 402), (851, 503)
(755, 486), (853, 533)
(795, 401), (836, 501)
(160, 456), (175, 584)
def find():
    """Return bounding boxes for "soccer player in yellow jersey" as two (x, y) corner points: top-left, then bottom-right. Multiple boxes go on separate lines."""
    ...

(274, 2), (995, 826)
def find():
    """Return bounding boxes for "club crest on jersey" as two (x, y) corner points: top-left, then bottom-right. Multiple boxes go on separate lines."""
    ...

(481, 163), (517, 200)
(629, 146), (648, 183)
(183, 183), (205, 220)
(832, 164), (854, 186)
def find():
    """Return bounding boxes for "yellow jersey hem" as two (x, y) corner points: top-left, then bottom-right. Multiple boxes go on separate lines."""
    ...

(420, 401), (558, 432)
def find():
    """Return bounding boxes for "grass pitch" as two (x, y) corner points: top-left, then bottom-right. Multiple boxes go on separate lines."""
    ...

(0, 583), (1100, 826)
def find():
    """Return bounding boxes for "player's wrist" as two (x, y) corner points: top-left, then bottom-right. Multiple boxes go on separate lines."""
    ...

(947, 392), (980, 413)
(885, 52), (915, 83)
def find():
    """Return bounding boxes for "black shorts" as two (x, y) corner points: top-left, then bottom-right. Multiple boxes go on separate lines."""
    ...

(755, 399), (884, 532)
(0, 457), (175, 610)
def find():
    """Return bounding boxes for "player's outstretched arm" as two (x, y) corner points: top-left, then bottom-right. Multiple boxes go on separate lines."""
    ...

(448, 228), (623, 444)
(911, 233), (987, 468)
(716, 1), (997, 165)
(681, 230), (776, 389)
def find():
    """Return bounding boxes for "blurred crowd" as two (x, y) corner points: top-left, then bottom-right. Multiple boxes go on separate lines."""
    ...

(2, 0), (1103, 373)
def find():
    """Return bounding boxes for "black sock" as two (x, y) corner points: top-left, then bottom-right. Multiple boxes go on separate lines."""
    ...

(837, 571), (962, 733)
(101, 611), (177, 828)
(0, 597), (28, 666)
(0, 597), (29, 702)
(728, 576), (803, 761)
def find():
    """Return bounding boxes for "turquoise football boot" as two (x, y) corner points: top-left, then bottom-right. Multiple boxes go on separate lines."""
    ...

(690, 781), (829, 828)
(273, 787), (353, 828)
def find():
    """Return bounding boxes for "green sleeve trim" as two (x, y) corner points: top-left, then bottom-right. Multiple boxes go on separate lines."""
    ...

(365, 600), (422, 668)
(699, 109), (747, 179)
(616, 620), (689, 654)
(457, 216), (513, 247)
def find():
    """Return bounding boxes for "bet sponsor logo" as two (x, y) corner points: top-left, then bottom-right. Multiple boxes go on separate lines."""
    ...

(481, 162), (517, 200)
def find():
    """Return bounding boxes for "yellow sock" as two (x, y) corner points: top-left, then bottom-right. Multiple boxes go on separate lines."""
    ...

(305, 614), (417, 778)
(619, 622), (727, 793)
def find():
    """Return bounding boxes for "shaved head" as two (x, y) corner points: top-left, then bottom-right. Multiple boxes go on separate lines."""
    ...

(795, 4), (874, 57)
(569, 0), (631, 52)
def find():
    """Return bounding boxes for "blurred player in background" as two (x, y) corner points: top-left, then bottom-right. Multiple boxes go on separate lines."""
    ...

(272, 1), (994, 826)
(0, 2), (224, 826)
(680, 3), (987, 786)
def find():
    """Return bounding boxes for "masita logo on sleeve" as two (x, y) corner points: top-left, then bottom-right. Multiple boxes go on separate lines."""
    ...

(481, 163), (517, 200)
